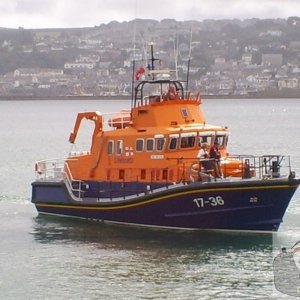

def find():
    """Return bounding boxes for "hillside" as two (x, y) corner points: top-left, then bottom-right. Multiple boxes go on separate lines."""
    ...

(1, 17), (300, 97)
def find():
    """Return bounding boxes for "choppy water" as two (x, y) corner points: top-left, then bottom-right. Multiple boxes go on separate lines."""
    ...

(1, 98), (300, 299)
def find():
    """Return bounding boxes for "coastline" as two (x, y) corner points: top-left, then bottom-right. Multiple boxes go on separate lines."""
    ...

(0, 89), (299, 101)
(0, 95), (131, 101)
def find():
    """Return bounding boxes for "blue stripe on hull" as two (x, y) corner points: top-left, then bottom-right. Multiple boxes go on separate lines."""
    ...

(32, 181), (298, 231)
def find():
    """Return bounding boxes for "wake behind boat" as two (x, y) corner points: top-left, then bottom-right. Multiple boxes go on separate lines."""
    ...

(31, 45), (300, 232)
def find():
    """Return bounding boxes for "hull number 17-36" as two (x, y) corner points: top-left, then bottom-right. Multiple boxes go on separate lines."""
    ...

(193, 196), (225, 208)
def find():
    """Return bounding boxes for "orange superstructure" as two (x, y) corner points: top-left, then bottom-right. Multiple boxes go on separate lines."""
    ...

(66, 79), (233, 184)
(64, 45), (238, 184)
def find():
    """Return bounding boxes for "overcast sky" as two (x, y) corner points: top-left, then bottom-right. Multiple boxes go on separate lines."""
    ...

(0, 0), (299, 29)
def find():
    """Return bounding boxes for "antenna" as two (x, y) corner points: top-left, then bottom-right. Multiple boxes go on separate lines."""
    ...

(186, 0), (195, 93)
(132, 0), (138, 60)
(131, 60), (135, 109)
(149, 43), (160, 80)
(188, 24), (193, 59)
(150, 43), (155, 70)
(173, 33), (179, 79)
(186, 21), (194, 93)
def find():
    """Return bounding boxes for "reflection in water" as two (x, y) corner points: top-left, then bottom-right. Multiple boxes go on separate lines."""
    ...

(32, 215), (273, 251)
(33, 216), (272, 250)
(30, 216), (276, 299)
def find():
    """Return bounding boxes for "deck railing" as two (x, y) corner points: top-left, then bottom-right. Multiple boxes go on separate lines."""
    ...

(222, 154), (292, 179)
(34, 157), (83, 201)
(167, 154), (293, 182)
(34, 158), (65, 181)
(34, 154), (295, 202)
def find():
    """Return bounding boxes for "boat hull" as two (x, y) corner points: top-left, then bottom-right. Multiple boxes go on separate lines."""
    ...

(31, 179), (300, 232)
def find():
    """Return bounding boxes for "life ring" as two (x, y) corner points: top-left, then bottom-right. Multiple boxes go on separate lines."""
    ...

(135, 67), (145, 80)
(190, 162), (199, 173)
(189, 162), (199, 182)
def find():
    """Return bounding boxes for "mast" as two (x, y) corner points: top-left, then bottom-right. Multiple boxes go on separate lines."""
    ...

(186, 23), (193, 94)
(131, 60), (135, 109)
(173, 34), (179, 80)
(150, 44), (155, 70)
(149, 43), (160, 80)
(186, 58), (191, 93)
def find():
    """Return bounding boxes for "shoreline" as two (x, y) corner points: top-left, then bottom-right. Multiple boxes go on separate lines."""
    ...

(0, 95), (131, 101)
(0, 90), (299, 101)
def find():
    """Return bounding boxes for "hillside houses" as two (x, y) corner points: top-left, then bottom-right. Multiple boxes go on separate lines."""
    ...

(1, 18), (300, 98)
(64, 54), (100, 71)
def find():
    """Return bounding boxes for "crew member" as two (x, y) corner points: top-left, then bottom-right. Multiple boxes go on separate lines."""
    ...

(209, 140), (223, 178)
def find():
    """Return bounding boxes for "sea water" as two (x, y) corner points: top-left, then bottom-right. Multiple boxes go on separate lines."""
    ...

(0, 98), (300, 299)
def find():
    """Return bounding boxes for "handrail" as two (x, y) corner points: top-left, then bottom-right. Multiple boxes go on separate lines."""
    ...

(34, 158), (65, 180)
(167, 154), (292, 180)
(64, 160), (83, 201)
(34, 158), (83, 201)
(34, 154), (295, 202)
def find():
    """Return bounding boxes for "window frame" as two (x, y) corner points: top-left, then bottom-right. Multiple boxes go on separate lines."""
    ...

(180, 107), (189, 118)
(116, 140), (123, 155)
(146, 138), (154, 152)
(156, 137), (165, 151)
(136, 138), (144, 152)
(198, 131), (215, 148)
(180, 132), (196, 149)
(107, 140), (114, 155)
(168, 134), (179, 150)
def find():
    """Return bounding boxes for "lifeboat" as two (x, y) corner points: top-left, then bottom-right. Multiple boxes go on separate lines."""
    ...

(108, 109), (131, 129)
(31, 44), (300, 232)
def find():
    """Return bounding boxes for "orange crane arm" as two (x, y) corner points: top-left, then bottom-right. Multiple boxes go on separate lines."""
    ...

(69, 111), (103, 144)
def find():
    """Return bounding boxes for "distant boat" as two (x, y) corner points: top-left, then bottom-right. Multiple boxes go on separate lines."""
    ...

(31, 45), (300, 232)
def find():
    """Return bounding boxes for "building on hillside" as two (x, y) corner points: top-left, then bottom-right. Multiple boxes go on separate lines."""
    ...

(14, 68), (64, 77)
(261, 54), (283, 68)
(278, 77), (299, 89)
(64, 62), (96, 70)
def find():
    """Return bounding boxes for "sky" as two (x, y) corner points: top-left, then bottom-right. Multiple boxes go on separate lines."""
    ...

(0, 0), (299, 29)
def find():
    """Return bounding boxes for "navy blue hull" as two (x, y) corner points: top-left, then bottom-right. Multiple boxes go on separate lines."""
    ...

(31, 179), (300, 231)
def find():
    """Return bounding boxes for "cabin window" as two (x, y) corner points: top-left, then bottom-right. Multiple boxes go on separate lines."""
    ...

(198, 132), (214, 147)
(108, 140), (114, 155)
(169, 136), (178, 150)
(146, 138), (154, 151)
(181, 108), (189, 118)
(136, 139), (144, 152)
(224, 135), (229, 147)
(215, 135), (227, 147)
(156, 138), (165, 151)
(180, 137), (189, 148)
(180, 133), (196, 149)
(116, 140), (123, 155)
